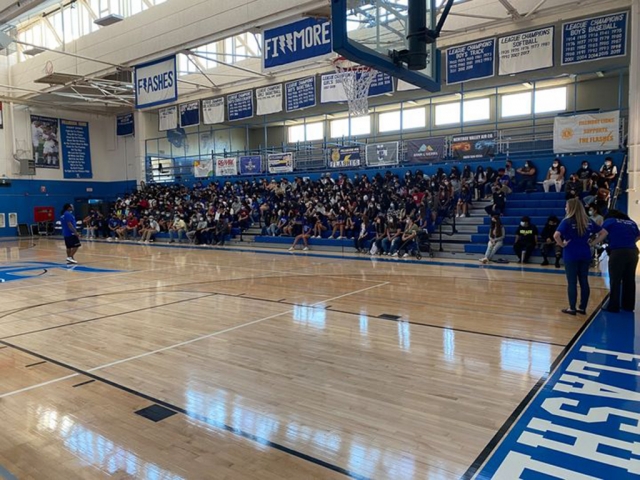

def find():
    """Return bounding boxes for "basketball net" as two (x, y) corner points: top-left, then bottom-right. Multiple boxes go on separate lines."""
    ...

(332, 57), (375, 117)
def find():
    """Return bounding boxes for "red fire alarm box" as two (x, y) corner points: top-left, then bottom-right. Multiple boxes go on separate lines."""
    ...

(34, 207), (55, 223)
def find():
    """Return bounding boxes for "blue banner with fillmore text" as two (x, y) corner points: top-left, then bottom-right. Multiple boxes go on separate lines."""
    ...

(263, 18), (332, 71)
(60, 119), (92, 179)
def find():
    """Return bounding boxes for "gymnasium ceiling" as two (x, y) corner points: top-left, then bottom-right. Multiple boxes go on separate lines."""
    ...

(0, 0), (631, 111)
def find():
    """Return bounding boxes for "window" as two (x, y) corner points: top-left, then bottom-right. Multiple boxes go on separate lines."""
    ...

(288, 122), (324, 143)
(435, 102), (460, 126)
(379, 108), (426, 133)
(463, 98), (491, 123)
(330, 116), (371, 137)
(501, 92), (532, 118)
(535, 87), (567, 114)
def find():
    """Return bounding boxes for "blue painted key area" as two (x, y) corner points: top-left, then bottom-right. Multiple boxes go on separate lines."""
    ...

(473, 307), (640, 479)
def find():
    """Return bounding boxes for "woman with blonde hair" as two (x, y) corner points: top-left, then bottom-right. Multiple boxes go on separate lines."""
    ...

(553, 198), (603, 315)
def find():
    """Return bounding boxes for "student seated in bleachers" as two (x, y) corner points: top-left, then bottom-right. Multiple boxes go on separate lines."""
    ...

(599, 157), (618, 184)
(382, 216), (403, 256)
(543, 158), (565, 193)
(455, 184), (472, 218)
(514, 216), (538, 264)
(505, 160), (516, 185)
(516, 161), (537, 193)
(289, 216), (313, 251)
(575, 160), (593, 193)
(483, 167), (498, 199)
(540, 216), (562, 268)
(169, 216), (187, 243)
(564, 174), (583, 200)
(484, 184), (506, 216)
(480, 215), (505, 264)
(583, 173), (610, 211)
(354, 215), (372, 254)
(474, 166), (487, 201)
(398, 217), (421, 258)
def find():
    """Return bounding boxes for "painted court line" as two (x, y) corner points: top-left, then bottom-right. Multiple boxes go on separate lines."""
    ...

(0, 373), (79, 399)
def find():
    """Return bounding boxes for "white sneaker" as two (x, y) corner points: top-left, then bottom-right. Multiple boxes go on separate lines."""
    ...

(288, 246), (294, 251)
(107, 237), (113, 242)
(337, 236), (344, 240)
(403, 253), (410, 258)
(66, 257), (77, 264)
(303, 246), (309, 251)
(392, 252), (399, 257)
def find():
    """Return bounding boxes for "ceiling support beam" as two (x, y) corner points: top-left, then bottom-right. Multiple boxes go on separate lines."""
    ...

(525, 0), (549, 18)
(497, 0), (522, 20)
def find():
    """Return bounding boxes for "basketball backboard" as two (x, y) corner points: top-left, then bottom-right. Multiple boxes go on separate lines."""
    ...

(332, 0), (441, 92)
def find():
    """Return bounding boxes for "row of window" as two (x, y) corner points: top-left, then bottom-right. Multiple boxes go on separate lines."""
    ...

(288, 87), (568, 142)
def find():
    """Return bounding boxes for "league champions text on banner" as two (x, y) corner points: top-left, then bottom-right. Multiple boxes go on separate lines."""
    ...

(263, 18), (332, 71)
(451, 132), (496, 160)
(116, 113), (134, 137)
(158, 106), (178, 131)
(227, 91), (254, 121)
(215, 157), (238, 177)
(202, 98), (224, 125)
(134, 56), (177, 109)
(328, 146), (361, 169)
(179, 101), (200, 127)
(256, 85), (283, 116)
(60, 119), (92, 179)
(267, 153), (294, 174)
(499, 27), (554, 76)
(286, 77), (316, 112)
(553, 111), (620, 153)
(446, 39), (496, 85)
(562, 12), (628, 65)
(405, 137), (446, 163)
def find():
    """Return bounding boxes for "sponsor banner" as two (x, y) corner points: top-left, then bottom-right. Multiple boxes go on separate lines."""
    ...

(365, 142), (398, 167)
(31, 115), (60, 169)
(267, 153), (294, 174)
(116, 113), (134, 136)
(228, 91), (254, 122)
(499, 27), (554, 76)
(239, 155), (263, 175)
(328, 146), (361, 169)
(193, 159), (213, 178)
(405, 137), (446, 163)
(60, 119), (92, 179)
(263, 18), (332, 71)
(285, 77), (316, 112)
(134, 56), (177, 108)
(446, 39), (496, 85)
(179, 101), (200, 127)
(562, 12), (628, 65)
(158, 106), (178, 131)
(553, 111), (620, 153)
(215, 157), (238, 177)
(202, 98), (224, 125)
(256, 85), (283, 116)
(451, 132), (495, 159)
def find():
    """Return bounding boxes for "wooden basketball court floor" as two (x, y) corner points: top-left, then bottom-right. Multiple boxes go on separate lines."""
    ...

(0, 238), (609, 480)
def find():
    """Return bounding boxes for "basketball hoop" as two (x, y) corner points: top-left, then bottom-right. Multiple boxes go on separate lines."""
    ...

(332, 56), (375, 117)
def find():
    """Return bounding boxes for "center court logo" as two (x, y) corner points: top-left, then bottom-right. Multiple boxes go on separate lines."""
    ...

(0, 261), (121, 283)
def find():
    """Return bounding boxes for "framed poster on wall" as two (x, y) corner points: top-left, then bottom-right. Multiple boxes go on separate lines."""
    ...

(8, 213), (17, 227)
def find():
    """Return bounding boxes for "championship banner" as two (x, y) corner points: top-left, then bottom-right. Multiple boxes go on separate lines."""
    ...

(179, 101), (200, 127)
(321, 71), (392, 103)
(228, 91), (254, 121)
(202, 98), (224, 125)
(116, 113), (134, 136)
(158, 106), (177, 131)
(368, 72), (394, 97)
(263, 18), (332, 71)
(134, 56), (177, 109)
(553, 111), (620, 153)
(286, 77), (316, 112)
(215, 157), (238, 177)
(446, 39), (496, 85)
(405, 137), (446, 163)
(366, 142), (398, 167)
(60, 119), (92, 179)
(451, 133), (495, 160)
(499, 27), (554, 76)
(562, 12), (628, 65)
(256, 85), (283, 116)
(239, 155), (263, 175)
(328, 146), (361, 169)
(193, 158), (213, 178)
(267, 153), (294, 174)
(31, 115), (60, 169)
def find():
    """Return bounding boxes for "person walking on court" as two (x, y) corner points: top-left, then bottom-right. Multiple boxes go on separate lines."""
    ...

(591, 210), (640, 313)
(61, 203), (81, 264)
(553, 198), (602, 316)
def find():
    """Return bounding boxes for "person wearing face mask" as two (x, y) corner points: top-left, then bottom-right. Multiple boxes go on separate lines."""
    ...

(479, 215), (504, 264)
(554, 198), (603, 315)
(513, 216), (538, 264)
(540, 216), (562, 268)
(543, 159), (565, 193)
(564, 174), (582, 200)
(576, 161), (593, 192)
(599, 157), (618, 183)
(516, 160), (537, 193)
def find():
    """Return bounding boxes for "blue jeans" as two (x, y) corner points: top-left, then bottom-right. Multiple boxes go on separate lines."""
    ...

(564, 260), (591, 310)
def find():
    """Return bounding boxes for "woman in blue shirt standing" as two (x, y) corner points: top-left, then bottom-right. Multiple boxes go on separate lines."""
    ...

(553, 198), (602, 315)
(592, 210), (640, 312)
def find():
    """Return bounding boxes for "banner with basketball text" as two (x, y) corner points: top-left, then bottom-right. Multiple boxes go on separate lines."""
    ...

(553, 111), (620, 153)
(202, 98), (225, 125)
(256, 85), (283, 116)
(328, 146), (361, 168)
(215, 157), (238, 177)
(267, 153), (294, 174)
(239, 155), (263, 175)
(405, 137), (446, 163)
(158, 106), (177, 131)
(193, 159), (213, 178)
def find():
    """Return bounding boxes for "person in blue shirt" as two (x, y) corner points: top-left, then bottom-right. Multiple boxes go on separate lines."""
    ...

(553, 198), (602, 315)
(60, 203), (81, 264)
(591, 210), (640, 313)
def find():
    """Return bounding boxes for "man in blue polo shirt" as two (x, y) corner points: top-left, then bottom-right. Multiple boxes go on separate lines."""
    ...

(61, 203), (81, 264)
